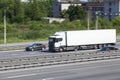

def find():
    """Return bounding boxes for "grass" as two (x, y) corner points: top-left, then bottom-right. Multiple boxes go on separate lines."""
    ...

(0, 37), (48, 51)
(0, 38), (48, 44)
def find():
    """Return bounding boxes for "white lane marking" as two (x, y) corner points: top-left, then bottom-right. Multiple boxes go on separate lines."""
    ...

(42, 78), (54, 80)
(0, 50), (23, 53)
(3, 73), (55, 80)
(3, 72), (55, 80)
(5, 73), (37, 79)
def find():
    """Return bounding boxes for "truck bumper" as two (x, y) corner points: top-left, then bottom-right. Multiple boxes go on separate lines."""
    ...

(49, 47), (59, 52)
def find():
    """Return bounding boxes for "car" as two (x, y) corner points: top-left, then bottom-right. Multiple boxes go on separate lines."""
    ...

(96, 46), (118, 52)
(25, 43), (46, 51)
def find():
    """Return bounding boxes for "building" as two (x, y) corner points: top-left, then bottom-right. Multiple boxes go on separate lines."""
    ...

(82, 1), (104, 19)
(53, 1), (82, 18)
(53, 1), (104, 19)
(44, 17), (65, 23)
(104, 0), (120, 21)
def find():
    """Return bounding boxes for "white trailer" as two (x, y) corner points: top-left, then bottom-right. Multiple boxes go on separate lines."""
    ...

(49, 29), (116, 52)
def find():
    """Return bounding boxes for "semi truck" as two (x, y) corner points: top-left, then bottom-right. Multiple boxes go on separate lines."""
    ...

(49, 29), (116, 52)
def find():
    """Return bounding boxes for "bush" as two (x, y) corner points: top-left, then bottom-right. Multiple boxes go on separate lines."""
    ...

(1, 18), (120, 44)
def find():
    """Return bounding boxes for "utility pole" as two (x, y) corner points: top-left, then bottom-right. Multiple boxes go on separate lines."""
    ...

(95, 11), (99, 29)
(4, 9), (7, 44)
(4, 7), (8, 44)
(87, 10), (90, 30)
(87, 6), (92, 30)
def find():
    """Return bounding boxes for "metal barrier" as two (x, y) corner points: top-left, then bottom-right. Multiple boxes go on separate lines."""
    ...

(0, 50), (120, 71)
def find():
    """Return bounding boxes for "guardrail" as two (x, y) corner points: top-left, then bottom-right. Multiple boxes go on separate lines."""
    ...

(0, 50), (120, 71)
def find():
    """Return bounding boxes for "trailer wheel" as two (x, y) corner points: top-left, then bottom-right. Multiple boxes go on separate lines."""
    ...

(79, 46), (83, 50)
(59, 47), (64, 52)
(99, 44), (102, 49)
(94, 45), (98, 49)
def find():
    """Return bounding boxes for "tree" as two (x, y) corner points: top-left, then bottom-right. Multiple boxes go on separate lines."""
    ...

(0, 0), (13, 22)
(13, 0), (24, 23)
(64, 5), (87, 21)
(24, 0), (57, 21)
(0, 0), (57, 23)
(112, 17), (120, 32)
(112, 17), (120, 26)
(43, 0), (57, 17)
(24, 0), (42, 20)
(99, 18), (112, 29)
(0, 0), (24, 23)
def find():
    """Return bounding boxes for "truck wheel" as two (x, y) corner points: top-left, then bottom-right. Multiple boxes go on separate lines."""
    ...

(59, 48), (64, 52)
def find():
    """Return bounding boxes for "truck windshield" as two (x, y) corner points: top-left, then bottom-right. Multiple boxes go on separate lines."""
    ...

(49, 38), (62, 42)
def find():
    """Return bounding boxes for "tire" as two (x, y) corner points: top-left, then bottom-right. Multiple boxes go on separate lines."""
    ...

(79, 46), (82, 50)
(94, 45), (98, 49)
(31, 48), (34, 51)
(99, 44), (102, 49)
(41, 47), (45, 50)
(59, 47), (64, 52)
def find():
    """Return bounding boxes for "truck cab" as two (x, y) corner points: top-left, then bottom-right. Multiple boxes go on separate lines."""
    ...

(49, 35), (64, 52)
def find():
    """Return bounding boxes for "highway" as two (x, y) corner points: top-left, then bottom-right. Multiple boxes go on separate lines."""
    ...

(0, 49), (96, 59)
(0, 42), (120, 80)
(0, 58), (120, 80)
(0, 42), (120, 59)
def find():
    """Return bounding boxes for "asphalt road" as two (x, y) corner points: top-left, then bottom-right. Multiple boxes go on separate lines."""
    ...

(0, 58), (120, 80)
(0, 49), (96, 59)
(0, 42), (120, 59)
